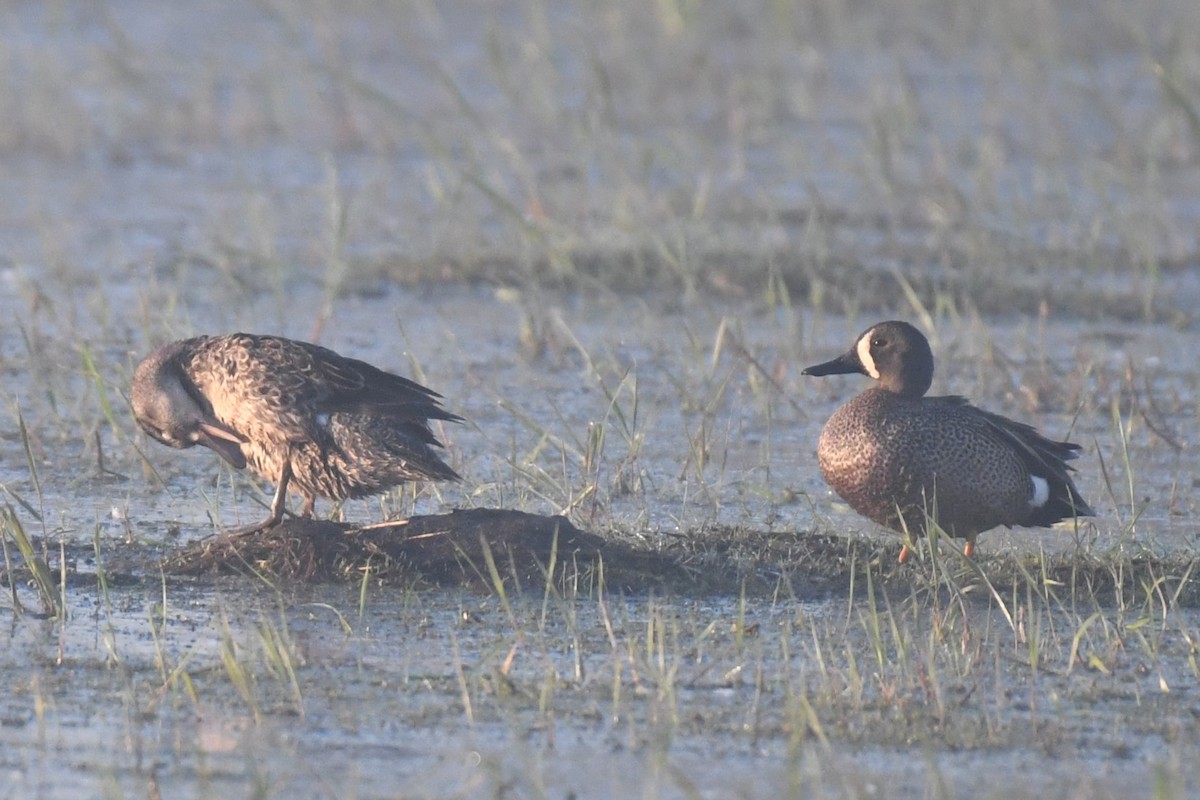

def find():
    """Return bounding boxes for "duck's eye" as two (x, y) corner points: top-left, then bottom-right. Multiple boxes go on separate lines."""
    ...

(871, 336), (887, 348)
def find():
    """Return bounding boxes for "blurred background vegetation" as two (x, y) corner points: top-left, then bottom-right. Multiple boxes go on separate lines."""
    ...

(2, 0), (1196, 322)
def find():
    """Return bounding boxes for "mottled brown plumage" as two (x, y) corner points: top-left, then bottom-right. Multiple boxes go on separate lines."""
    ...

(132, 333), (460, 533)
(802, 321), (1093, 561)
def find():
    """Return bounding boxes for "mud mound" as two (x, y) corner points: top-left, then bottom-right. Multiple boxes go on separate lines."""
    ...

(161, 508), (709, 592)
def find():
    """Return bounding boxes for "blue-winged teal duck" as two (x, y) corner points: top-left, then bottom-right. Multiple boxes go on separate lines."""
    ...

(132, 333), (460, 534)
(802, 320), (1093, 562)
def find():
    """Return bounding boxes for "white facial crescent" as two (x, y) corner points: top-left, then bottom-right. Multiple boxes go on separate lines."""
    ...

(856, 331), (880, 380)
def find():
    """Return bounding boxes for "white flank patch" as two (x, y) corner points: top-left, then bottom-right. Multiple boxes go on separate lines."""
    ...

(856, 332), (880, 379)
(316, 413), (331, 429)
(1030, 475), (1050, 508)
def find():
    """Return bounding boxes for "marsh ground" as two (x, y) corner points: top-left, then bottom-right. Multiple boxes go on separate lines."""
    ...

(1, 0), (1199, 797)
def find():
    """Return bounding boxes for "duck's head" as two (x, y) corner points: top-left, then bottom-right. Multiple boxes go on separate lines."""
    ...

(802, 320), (934, 398)
(131, 340), (249, 469)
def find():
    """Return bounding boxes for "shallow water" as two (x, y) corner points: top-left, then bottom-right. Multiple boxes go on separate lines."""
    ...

(2, 0), (1200, 797)
(5, 581), (1200, 799)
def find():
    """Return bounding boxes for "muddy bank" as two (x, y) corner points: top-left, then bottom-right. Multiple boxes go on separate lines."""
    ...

(7, 512), (1199, 613)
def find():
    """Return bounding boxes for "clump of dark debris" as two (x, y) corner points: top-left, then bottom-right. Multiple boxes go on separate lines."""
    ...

(161, 508), (735, 594)
(165, 509), (603, 587)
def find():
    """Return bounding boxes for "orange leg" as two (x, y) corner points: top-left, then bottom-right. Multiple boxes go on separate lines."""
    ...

(962, 535), (977, 560)
(898, 543), (912, 564)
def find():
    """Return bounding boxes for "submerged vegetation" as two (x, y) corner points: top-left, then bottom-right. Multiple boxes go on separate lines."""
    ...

(4, 518), (1199, 798)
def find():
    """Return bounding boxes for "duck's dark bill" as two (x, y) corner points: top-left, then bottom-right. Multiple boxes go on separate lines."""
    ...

(196, 422), (249, 469)
(801, 351), (863, 377)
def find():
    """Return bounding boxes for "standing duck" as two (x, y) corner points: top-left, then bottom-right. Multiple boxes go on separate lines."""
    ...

(132, 333), (460, 534)
(802, 320), (1092, 562)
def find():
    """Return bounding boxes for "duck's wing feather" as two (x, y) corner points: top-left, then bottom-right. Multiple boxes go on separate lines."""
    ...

(932, 395), (1093, 519)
